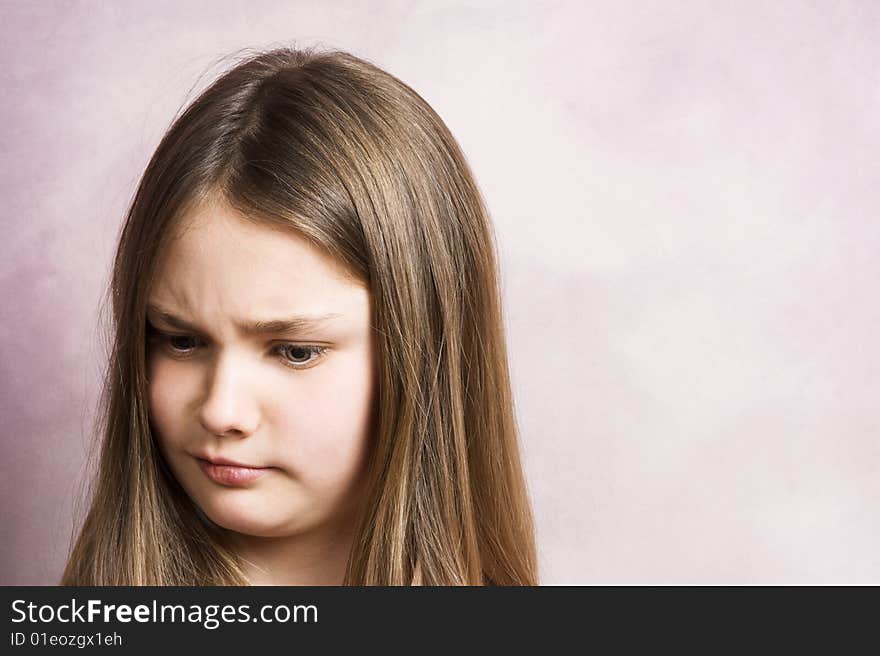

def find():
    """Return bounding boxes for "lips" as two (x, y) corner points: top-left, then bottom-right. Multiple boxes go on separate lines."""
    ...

(195, 455), (273, 487)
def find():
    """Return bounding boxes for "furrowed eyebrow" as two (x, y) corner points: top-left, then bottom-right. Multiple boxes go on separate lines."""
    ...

(146, 304), (342, 336)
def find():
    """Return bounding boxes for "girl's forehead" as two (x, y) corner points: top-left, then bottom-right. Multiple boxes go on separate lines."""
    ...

(150, 203), (369, 325)
(161, 202), (354, 286)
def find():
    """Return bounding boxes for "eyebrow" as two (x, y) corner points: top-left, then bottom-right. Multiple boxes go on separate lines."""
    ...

(146, 304), (343, 336)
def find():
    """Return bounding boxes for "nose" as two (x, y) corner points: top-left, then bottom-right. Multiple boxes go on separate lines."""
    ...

(197, 352), (260, 439)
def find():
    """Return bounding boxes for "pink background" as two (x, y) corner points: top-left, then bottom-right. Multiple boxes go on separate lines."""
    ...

(1, 1), (878, 584)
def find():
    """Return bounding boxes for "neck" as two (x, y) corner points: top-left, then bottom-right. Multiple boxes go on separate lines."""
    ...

(226, 521), (356, 586)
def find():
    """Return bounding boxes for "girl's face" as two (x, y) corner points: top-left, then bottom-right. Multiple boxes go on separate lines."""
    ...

(146, 200), (376, 539)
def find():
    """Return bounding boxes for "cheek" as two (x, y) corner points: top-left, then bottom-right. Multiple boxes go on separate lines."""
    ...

(273, 355), (376, 484)
(146, 357), (191, 448)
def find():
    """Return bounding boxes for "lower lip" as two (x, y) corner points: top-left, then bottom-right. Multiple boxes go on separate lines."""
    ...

(197, 459), (272, 486)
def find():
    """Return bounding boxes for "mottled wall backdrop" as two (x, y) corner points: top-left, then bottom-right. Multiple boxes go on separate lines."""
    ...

(1, 0), (878, 584)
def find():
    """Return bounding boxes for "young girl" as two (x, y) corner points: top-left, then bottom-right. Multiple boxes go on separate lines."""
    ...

(62, 46), (538, 586)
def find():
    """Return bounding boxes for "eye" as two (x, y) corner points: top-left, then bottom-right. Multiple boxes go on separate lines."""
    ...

(167, 335), (201, 352)
(146, 330), (205, 356)
(146, 325), (328, 371)
(275, 344), (328, 370)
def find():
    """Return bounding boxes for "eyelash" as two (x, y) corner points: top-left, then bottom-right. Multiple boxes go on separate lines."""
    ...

(146, 328), (328, 371)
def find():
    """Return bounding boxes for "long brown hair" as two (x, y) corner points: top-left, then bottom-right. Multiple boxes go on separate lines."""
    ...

(62, 46), (538, 585)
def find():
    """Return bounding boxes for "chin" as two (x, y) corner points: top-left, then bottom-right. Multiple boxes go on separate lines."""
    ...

(195, 494), (299, 538)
